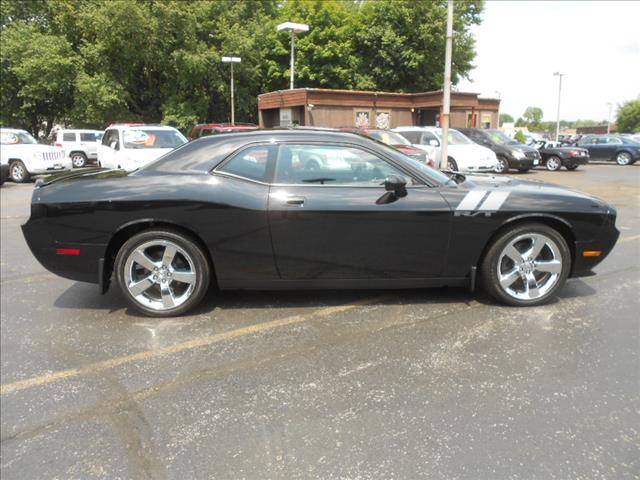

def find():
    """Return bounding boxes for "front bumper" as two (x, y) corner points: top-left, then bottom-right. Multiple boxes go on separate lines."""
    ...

(30, 159), (73, 175)
(571, 211), (620, 277)
(508, 157), (536, 168)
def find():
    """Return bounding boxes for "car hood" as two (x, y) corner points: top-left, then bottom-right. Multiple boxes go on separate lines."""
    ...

(3, 144), (64, 154)
(451, 174), (613, 213)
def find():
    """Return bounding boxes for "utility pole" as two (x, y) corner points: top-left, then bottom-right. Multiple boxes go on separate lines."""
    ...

(222, 56), (241, 124)
(553, 72), (565, 142)
(606, 102), (613, 134)
(441, 0), (454, 170)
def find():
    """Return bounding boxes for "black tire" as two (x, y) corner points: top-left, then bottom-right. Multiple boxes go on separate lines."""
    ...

(545, 155), (562, 171)
(114, 229), (211, 317)
(565, 165), (579, 171)
(9, 160), (30, 183)
(494, 156), (509, 174)
(447, 157), (458, 171)
(480, 223), (571, 307)
(70, 152), (87, 168)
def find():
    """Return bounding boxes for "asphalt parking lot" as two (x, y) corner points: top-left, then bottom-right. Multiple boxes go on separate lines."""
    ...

(1, 164), (639, 479)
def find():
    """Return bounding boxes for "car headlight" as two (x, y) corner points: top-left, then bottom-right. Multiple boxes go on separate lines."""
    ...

(511, 149), (526, 159)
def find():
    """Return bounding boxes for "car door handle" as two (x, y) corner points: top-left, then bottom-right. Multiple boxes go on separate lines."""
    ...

(284, 196), (305, 206)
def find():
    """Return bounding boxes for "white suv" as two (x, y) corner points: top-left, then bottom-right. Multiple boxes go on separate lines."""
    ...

(393, 126), (498, 172)
(53, 129), (104, 168)
(98, 124), (187, 172)
(0, 128), (70, 183)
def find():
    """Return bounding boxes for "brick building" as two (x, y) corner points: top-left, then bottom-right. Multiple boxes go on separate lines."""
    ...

(257, 88), (500, 130)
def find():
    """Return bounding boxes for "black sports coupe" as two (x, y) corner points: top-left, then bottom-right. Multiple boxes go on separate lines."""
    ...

(533, 140), (590, 171)
(22, 130), (619, 317)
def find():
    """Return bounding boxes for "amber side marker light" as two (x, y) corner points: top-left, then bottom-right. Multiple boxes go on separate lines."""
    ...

(583, 250), (602, 257)
(56, 248), (81, 255)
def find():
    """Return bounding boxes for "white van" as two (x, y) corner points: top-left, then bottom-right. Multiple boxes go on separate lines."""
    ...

(98, 124), (187, 171)
(392, 126), (498, 172)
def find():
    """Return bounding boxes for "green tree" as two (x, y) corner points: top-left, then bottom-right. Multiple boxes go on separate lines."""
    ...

(0, 22), (78, 134)
(499, 113), (513, 125)
(616, 99), (640, 133)
(514, 130), (526, 144)
(522, 106), (543, 125)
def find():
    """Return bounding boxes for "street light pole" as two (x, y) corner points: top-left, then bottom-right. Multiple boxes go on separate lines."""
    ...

(440, 0), (454, 170)
(277, 22), (309, 90)
(221, 56), (241, 124)
(606, 102), (613, 134)
(553, 72), (565, 142)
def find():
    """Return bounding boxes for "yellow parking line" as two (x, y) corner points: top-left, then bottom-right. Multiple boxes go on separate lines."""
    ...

(0, 298), (383, 396)
(619, 234), (640, 243)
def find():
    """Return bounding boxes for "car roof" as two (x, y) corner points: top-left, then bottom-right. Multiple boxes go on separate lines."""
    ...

(193, 123), (257, 129)
(59, 129), (103, 133)
(107, 124), (179, 131)
(0, 128), (29, 134)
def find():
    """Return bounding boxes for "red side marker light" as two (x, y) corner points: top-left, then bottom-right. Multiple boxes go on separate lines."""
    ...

(56, 248), (81, 255)
(583, 250), (602, 257)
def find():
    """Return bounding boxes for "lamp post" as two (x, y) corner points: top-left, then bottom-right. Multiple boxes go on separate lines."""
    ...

(553, 72), (565, 142)
(606, 102), (613, 134)
(221, 56), (241, 124)
(277, 22), (309, 89)
(495, 90), (502, 128)
(440, 0), (454, 170)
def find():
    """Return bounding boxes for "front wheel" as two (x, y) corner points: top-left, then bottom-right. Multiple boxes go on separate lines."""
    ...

(447, 158), (458, 171)
(480, 223), (570, 306)
(616, 151), (632, 166)
(494, 156), (509, 174)
(9, 161), (30, 183)
(546, 156), (562, 171)
(115, 229), (211, 317)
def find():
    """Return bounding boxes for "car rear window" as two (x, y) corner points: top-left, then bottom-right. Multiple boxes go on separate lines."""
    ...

(218, 145), (275, 182)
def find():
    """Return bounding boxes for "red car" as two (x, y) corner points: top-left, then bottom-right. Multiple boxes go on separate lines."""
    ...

(188, 123), (258, 141)
(339, 127), (433, 166)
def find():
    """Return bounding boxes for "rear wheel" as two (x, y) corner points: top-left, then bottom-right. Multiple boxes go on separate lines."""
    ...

(71, 152), (87, 168)
(616, 151), (632, 166)
(494, 156), (509, 174)
(447, 158), (458, 171)
(545, 155), (562, 171)
(115, 229), (211, 317)
(9, 161), (30, 183)
(481, 223), (570, 306)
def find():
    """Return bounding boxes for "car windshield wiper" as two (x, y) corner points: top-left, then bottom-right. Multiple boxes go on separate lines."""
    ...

(302, 177), (336, 184)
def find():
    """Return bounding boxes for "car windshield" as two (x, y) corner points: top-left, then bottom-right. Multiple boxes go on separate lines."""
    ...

(367, 130), (412, 146)
(123, 129), (187, 149)
(446, 130), (473, 145)
(487, 130), (519, 146)
(1, 130), (37, 145)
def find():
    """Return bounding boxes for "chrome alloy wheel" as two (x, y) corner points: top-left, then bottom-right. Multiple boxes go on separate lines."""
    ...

(546, 156), (561, 171)
(71, 153), (86, 168)
(616, 152), (631, 166)
(124, 239), (197, 311)
(10, 163), (25, 182)
(497, 233), (562, 301)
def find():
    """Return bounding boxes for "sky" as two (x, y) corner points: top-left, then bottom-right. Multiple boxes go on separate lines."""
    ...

(457, 1), (640, 122)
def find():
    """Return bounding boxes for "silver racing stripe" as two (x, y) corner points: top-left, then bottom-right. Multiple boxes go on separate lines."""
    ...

(456, 190), (510, 211)
(478, 191), (510, 211)
(455, 190), (488, 211)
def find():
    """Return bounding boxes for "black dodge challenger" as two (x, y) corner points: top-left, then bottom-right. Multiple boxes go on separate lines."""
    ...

(22, 130), (619, 317)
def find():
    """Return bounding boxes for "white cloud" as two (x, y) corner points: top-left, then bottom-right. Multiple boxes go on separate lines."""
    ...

(457, 1), (640, 121)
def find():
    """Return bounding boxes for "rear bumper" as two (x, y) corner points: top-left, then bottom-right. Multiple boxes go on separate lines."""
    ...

(508, 157), (535, 169)
(563, 156), (589, 167)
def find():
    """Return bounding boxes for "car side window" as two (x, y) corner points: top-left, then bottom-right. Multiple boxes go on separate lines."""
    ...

(273, 144), (413, 186)
(63, 132), (76, 142)
(606, 137), (622, 144)
(218, 144), (276, 182)
(397, 131), (421, 144)
(80, 132), (96, 142)
(421, 132), (440, 146)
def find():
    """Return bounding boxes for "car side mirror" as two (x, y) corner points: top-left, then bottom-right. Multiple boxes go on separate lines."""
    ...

(429, 139), (439, 146)
(383, 174), (407, 197)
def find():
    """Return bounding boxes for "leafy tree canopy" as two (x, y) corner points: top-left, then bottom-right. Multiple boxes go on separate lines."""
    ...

(1, 0), (484, 134)
(616, 99), (640, 133)
(499, 113), (513, 125)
